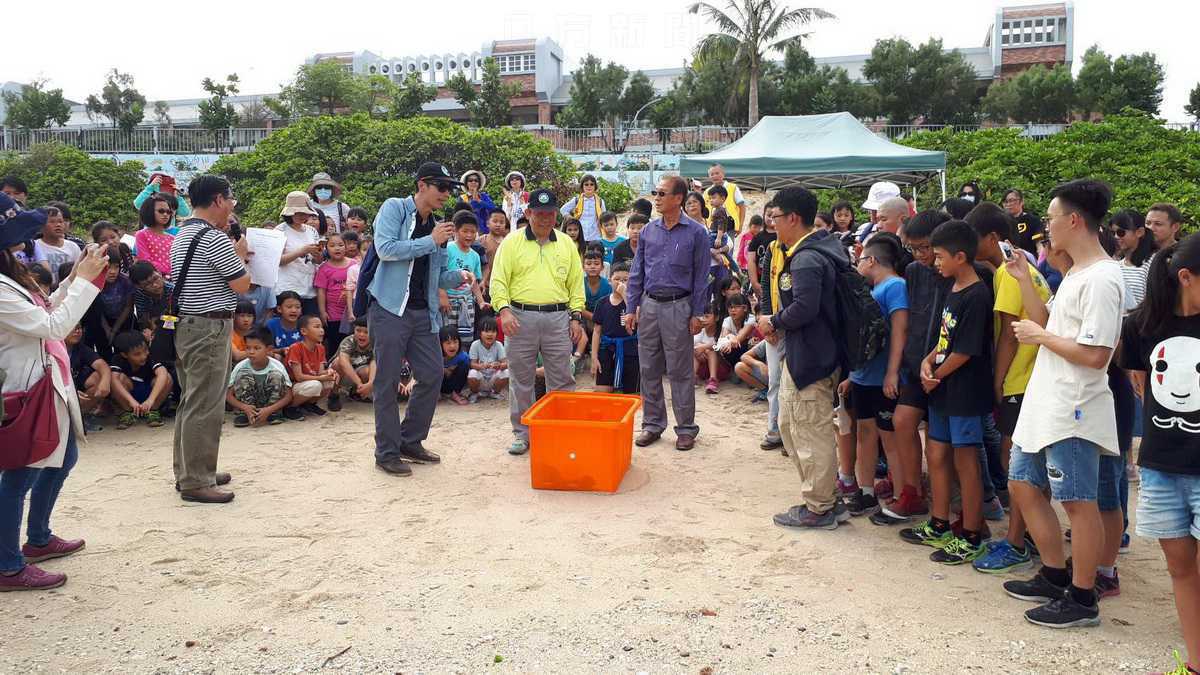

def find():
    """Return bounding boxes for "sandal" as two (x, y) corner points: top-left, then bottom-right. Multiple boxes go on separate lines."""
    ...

(450, 392), (469, 406)
(146, 410), (164, 428)
(116, 411), (138, 430)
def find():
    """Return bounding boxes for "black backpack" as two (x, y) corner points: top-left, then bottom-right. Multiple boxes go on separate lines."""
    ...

(806, 246), (889, 372)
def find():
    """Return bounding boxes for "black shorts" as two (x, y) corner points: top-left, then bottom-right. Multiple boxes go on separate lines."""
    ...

(596, 345), (639, 394)
(896, 381), (929, 414)
(73, 366), (95, 392)
(721, 344), (750, 368)
(996, 393), (1025, 438)
(850, 382), (897, 432)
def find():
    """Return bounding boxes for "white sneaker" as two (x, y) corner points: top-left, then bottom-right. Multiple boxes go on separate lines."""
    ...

(467, 393), (480, 404)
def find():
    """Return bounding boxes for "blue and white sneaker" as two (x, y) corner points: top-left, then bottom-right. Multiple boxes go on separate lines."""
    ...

(972, 539), (1034, 574)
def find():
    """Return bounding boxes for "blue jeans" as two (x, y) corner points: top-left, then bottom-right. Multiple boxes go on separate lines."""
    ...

(1137, 468), (1200, 540)
(0, 432), (79, 572)
(1010, 437), (1102, 502)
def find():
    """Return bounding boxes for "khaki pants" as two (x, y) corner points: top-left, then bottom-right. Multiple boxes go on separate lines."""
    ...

(779, 365), (839, 514)
(172, 315), (233, 491)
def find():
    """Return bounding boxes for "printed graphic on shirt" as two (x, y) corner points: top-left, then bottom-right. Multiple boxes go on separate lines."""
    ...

(1150, 335), (1200, 433)
(934, 308), (956, 364)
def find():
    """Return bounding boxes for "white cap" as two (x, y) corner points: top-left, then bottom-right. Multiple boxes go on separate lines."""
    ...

(861, 181), (901, 211)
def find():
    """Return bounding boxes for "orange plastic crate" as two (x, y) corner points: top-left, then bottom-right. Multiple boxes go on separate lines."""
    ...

(520, 391), (642, 493)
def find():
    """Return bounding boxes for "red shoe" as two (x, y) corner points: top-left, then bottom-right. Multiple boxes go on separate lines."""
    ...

(22, 535), (86, 563)
(874, 478), (894, 501)
(0, 564), (66, 591)
(705, 378), (719, 394)
(880, 488), (928, 519)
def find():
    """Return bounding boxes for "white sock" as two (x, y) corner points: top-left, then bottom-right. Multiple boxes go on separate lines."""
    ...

(1098, 565), (1116, 578)
(861, 485), (875, 497)
(838, 472), (855, 485)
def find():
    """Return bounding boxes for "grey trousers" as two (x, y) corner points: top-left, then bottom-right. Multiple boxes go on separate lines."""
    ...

(637, 296), (699, 437)
(173, 315), (232, 491)
(765, 336), (786, 437)
(508, 308), (575, 441)
(369, 302), (443, 461)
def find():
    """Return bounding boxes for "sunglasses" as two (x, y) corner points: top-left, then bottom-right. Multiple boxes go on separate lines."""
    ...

(650, 189), (678, 198)
(154, 208), (173, 215)
(426, 181), (452, 193)
(1112, 227), (1129, 237)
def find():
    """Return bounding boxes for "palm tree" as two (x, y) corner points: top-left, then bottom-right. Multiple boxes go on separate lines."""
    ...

(688, 0), (833, 127)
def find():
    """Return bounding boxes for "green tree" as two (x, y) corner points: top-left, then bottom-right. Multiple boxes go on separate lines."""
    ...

(1186, 82), (1200, 121)
(556, 55), (630, 128)
(152, 100), (172, 128)
(273, 61), (363, 116)
(772, 42), (874, 118)
(1075, 45), (1163, 117)
(354, 74), (398, 119)
(238, 100), (272, 127)
(197, 74), (241, 134)
(862, 38), (980, 124)
(85, 69), (146, 133)
(2, 80), (72, 129)
(688, 0), (833, 127)
(621, 71), (658, 122)
(447, 57), (521, 128)
(390, 72), (437, 119)
(209, 114), (576, 226)
(0, 143), (145, 228)
(981, 64), (1074, 123)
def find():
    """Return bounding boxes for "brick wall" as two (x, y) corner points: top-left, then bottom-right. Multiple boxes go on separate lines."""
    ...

(1002, 4), (1066, 20)
(1001, 45), (1067, 67)
(492, 41), (535, 54)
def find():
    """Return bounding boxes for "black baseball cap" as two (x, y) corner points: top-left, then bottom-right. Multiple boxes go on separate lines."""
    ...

(415, 162), (463, 187)
(528, 188), (558, 211)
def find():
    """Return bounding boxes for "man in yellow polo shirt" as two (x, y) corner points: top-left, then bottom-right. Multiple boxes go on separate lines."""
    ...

(704, 164), (747, 233)
(491, 188), (586, 456)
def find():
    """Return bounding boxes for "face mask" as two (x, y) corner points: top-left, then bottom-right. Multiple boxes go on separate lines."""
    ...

(315, 188), (333, 201)
(960, 194), (976, 203)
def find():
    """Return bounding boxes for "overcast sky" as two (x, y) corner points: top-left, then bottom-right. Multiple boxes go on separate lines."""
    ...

(3, 0), (1196, 120)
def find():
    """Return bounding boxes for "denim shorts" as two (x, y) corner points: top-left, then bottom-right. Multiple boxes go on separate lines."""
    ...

(927, 406), (983, 447)
(1097, 454), (1125, 512)
(1009, 437), (1102, 503)
(1137, 467), (1200, 540)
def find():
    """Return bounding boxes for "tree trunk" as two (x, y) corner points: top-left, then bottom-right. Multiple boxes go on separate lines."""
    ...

(748, 63), (760, 128)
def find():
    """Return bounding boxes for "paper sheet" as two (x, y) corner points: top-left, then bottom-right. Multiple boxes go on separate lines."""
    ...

(120, 233), (137, 252)
(245, 228), (286, 288)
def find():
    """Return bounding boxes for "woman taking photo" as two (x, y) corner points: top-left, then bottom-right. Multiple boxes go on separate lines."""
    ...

(0, 195), (109, 591)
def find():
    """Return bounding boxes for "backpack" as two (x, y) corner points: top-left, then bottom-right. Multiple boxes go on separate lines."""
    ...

(805, 246), (889, 372)
(351, 243), (379, 320)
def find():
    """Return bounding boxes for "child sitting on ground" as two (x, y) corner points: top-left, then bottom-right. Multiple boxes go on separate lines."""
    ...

(67, 324), (111, 432)
(226, 326), (293, 427)
(597, 211), (626, 265)
(467, 317), (509, 402)
(231, 301), (256, 363)
(715, 292), (756, 394)
(735, 339), (770, 402)
(440, 326), (470, 405)
(693, 303), (728, 390)
(285, 315), (340, 418)
(129, 261), (173, 325)
(109, 330), (173, 430)
(267, 291), (304, 361)
(591, 260), (639, 394)
(333, 316), (376, 402)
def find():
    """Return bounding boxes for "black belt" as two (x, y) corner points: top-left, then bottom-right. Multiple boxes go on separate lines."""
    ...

(510, 301), (568, 313)
(647, 290), (690, 302)
(181, 310), (233, 319)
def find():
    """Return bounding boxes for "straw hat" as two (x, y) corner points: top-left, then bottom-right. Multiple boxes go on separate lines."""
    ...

(306, 172), (342, 198)
(503, 170), (526, 189)
(460, 170), (486, 190)
(280, 191), (317, 218)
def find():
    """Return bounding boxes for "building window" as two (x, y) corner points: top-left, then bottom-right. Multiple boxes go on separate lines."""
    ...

(1002, 15), (1066, 46)
(494, 53), (536, 74)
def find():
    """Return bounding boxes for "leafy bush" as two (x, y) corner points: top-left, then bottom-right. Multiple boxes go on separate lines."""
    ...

(595, 178), (636, 213)
(898, 112), (1200, 229)
(212, 114), (577, 226)
(0, 143), (146, 230)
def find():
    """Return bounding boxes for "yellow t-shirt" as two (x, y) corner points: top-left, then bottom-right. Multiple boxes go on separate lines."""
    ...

(704, 181), (744, 232)
(768, 232), (812, 313)
(993, 261), (1051, 396)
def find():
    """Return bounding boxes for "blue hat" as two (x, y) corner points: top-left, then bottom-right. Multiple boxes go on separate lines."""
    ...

(527, 188), (558, 211)
(0, 193), (48, 250)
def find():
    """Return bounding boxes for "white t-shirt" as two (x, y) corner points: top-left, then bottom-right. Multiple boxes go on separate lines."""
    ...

(311, 200), (346, 233)
(694, 330), (717, 348)
(274, 223), (320, 298)
(1012, 258), (1124, 456)
(33, 239), (82, 284)
(720, 314), (756, 337)
(469, 339), (507, 377)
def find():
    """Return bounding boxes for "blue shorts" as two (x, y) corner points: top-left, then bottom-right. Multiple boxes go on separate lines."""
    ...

(131, 379), (153, 403)
(927, 406), (983, 447)
(1136, 468), (1200, 540)
(1097, 454), (1125, 512)
(1009, 437), (1102, 503)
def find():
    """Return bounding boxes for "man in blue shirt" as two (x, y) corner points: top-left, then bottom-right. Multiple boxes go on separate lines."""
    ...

(624, 175), (711, 451)
(365, 162), (473, 477)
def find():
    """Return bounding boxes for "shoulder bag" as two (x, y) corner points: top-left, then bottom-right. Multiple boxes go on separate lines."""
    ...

(0, 281), (60, 469)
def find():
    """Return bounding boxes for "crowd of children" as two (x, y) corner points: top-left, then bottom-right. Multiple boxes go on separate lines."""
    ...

(7, 167), (1200, 673)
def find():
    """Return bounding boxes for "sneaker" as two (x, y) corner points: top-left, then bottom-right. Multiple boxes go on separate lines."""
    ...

(773, 505), (838, 530)
(1003, 571), (1067, 603)
(759, 434), (783, 451)
(508, 439), (530, 456)
(488, 391), (506, 400)
(467, 393), (480, 404)
(267, 411), (284, 425)
(845, 490), (879, 517)
(0, 564), (66, 591)
(705, 378), (719, 395)
(146, 410), (163, 428)
(873, 478), (894, 501)
(831, 500), (852, 523)
(21, 535), (85, 563)
(283, 406), (306, 422)
(1119, 532), (1131, 554)
(1095, 569), (1120, 599)
(1024, 532), (1041, 558)
(836, 477), (858, 499)
(327, 394), (342, 412)
(1024, 595), (1100, 628)
(869, 506), (909, 526)
(973, 540), (1034, 574)
(899, 520), (955, 548)
(82, 414), (103, 433)
(930, 536), (986, 565)
(1150, 650), (1198, 675)
(302, 402), (327, 417)
(751, 388), (768, 403)
(881, 490), (928, 520)
(116, 411), (138, 430)
(983, 496), (1005, 522)
(233, 413), (251, 428)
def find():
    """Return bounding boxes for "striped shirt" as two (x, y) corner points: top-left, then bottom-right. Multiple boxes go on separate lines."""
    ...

(169, 219), (246, 315)
(1119, 257), (1150, 314)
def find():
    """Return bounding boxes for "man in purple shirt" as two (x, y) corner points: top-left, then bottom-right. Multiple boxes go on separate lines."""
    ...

(624, 175), (711, 451)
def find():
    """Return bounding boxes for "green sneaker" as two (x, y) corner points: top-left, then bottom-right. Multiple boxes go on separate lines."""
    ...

(930, 536), (987, 565)
(116, 411), (138, 430)
(146, 410), (164, 428)
(1151, 650), (1197, 675)
(899, 520), (954, 548)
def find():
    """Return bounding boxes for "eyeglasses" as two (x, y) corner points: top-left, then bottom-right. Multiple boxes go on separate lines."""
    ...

(1112, 227), (1129, 237)
(904, 243), (932, 255)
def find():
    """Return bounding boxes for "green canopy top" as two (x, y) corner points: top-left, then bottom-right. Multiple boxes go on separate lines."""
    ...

(678, 112), (947, 192)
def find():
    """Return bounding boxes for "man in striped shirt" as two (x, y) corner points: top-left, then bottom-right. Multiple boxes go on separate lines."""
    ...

(169, 175), (250, 504)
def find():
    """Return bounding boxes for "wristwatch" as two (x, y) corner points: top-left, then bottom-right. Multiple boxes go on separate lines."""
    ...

(570, 311), (583, 323)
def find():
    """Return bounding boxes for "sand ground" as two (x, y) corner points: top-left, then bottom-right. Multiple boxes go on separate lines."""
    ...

(0, 377), (1182, 674)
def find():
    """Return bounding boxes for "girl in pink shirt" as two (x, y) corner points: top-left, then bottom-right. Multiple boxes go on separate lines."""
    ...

(134, 194), (176, 277)
(314, 232), (353, 357)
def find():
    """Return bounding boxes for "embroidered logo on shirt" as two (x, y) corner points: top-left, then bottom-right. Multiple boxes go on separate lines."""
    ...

(779, 272), (792, 292)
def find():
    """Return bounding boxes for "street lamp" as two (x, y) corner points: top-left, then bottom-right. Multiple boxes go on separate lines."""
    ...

(620, 96), (664, 152)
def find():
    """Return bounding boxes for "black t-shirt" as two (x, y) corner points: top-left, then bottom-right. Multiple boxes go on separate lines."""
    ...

(749, 230), (778, 312)
(406, 211), (438, 310)
(592, 296), (629, 340)
(1012, 211), (1045, 255)
(69, 342), (101, 380)
(109, 354), (163, 385)
(930, 280), (994, 416)
(612, 240), (635, 267)
(1118, 314), (1200, 475)
(903, 262), (942, 378)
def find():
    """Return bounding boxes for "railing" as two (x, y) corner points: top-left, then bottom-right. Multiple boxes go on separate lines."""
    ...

(523, 125), (751, 154)
(0, 127), (274, 154)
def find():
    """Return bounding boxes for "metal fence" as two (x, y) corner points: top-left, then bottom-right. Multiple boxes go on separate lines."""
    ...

(0, 127), (274, 154)
(523, 126), (751, 154)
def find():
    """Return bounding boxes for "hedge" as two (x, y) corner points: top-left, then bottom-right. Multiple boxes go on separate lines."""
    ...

(0, 143), (146, 231)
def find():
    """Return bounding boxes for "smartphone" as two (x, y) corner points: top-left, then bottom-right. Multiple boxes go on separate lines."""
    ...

(1000, 241), (1015, 260)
